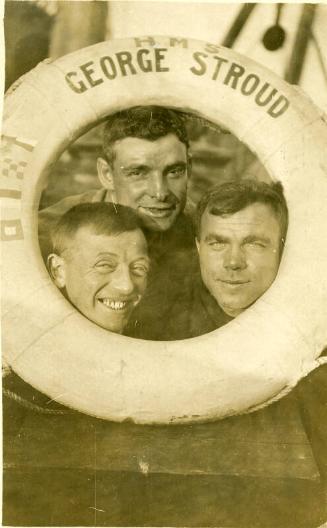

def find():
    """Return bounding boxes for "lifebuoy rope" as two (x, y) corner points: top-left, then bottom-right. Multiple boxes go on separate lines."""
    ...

(3, 387), (73, 415)
(2, 365), (73, 415)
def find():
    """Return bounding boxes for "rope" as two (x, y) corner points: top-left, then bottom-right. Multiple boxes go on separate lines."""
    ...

(3, 387), (73, 415)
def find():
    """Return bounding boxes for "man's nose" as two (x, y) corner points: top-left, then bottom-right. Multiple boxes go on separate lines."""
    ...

(110, 266), (134, 296)
(148, 171), (169, 201)
(223, 244), (247, 270)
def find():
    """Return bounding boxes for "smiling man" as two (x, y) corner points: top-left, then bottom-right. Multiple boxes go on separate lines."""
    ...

(154, 179), (288, 340)
(39, 106), (192, 255)
(48, 202), (150, 334)
(97, 117), (189, 234)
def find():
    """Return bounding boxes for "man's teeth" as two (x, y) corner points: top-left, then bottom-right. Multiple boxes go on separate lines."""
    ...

(101, 299), (128, 310)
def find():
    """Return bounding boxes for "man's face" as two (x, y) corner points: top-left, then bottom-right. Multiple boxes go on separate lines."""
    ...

(99, 134), (189, 232)
(196, 203), (281, 317)
(54, 226), (149, 333)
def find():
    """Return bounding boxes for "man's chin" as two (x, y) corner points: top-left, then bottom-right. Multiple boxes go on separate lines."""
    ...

(97, 319), (125, 333)
(91, 312), (129, 334)
(139, 211), (178, 232)
(216, 296), (251, 318)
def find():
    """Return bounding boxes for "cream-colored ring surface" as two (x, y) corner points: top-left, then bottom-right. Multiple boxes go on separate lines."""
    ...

(2, 36), (327, 424)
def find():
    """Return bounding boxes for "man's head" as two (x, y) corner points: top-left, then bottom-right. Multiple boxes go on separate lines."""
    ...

(195, 180), (288, 317)
(97, 106), (190, 232)
(48, 203), (150, 334)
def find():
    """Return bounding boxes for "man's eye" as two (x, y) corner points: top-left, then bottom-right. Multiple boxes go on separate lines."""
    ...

(131, 264), (150, 277)
(208, 241), (226, 249)
(126, 168), (146, 179)
(168, 167), (186, 178)
(95, 262), (116, 272)
(169, 167), (186, 178)
(246, 241), (267, 249)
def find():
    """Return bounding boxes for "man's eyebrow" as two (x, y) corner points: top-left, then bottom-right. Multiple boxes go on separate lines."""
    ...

(164, 161), (187, 171)
(204, 233), (229, 243)
(243, 235), (271, 244)
(95, 252), (118, 258)
(132, 256), (151, 265)
(121, 164), (149, 172)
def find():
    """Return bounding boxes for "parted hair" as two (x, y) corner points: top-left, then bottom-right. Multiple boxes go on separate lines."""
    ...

(195, 179), (289, 246)
(102, 106), (189, 164)
(51, 202), (143, 255)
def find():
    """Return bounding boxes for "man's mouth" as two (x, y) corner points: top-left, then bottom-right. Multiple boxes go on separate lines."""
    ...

(219, 279), (250, 286)
(97, 297), (139, 311)
(138, 205), (176, 218)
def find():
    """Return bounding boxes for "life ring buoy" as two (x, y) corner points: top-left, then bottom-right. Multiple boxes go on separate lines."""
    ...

(1, 36), (327, 424)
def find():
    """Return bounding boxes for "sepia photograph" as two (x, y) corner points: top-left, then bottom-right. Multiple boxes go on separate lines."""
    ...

(2, 1), (327, 527)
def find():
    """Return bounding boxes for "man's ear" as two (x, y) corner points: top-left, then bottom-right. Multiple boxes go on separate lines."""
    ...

(47, 254), (66, 289)
(97, 157), (115, 193)
(195, 237), (200, 253)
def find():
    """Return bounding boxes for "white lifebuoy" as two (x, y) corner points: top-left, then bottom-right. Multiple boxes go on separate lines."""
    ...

(1, 36), (327, 424)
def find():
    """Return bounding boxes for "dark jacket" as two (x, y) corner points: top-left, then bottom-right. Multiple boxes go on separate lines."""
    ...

(127, 274), (232, 340)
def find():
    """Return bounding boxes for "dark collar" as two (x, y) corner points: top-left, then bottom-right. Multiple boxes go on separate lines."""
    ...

(144, 213), (195, 258)
(197, 279), (233, 329)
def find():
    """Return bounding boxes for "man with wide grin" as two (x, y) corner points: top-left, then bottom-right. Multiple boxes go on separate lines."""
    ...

(47, 202), (150, 334)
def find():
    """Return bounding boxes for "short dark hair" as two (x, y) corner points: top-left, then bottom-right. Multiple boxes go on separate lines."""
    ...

(195, 179), (288, 248)
(102, 106), (189, 164)
(52, 202), (143, 255)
